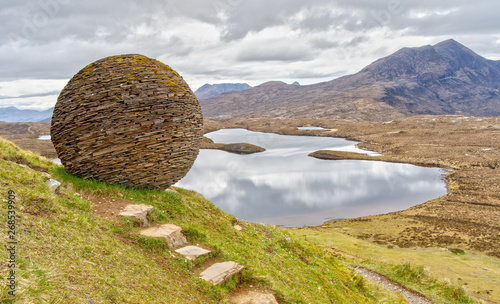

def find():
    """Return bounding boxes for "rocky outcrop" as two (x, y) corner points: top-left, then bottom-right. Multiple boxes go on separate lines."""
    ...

(51, 54), (203, 189)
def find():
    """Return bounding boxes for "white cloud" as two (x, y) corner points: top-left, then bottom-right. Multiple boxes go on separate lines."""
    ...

(0, 95), (58, 110)
(0, 79), (67, 97)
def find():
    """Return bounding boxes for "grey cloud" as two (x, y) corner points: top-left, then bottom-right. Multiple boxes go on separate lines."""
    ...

(402, 5), (500, 36)
(0, 91), (60, 99)
(220, 0), (332, 41)
(236, 44), (314, 62)
(288, 69), (345, 80)
(298, 10), (338, 32)
(345, 36), (368, 47)
(310, 39), (340, 50)
(308, 36), (367, 51)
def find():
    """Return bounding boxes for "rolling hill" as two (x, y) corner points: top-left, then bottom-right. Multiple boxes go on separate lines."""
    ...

(194, 83), (251, 100)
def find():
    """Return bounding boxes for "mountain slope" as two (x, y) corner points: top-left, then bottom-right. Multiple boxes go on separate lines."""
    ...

(0, 106), (54, 122)
(195, 83), (251, 100)
(201, 39), (500, 121)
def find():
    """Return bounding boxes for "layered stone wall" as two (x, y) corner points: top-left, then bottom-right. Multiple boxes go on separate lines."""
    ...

(51, 54), (203, 189)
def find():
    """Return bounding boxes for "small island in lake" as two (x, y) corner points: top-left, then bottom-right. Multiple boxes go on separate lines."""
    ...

(200, 136), (265, 154)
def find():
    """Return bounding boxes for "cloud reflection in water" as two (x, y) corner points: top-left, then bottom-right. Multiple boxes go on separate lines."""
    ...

(176, 129), (447, 227)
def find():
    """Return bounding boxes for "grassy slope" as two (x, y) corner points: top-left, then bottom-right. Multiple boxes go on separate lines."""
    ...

(0, 137), (404, 303)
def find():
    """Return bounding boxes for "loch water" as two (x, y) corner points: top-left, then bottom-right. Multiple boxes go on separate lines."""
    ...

(176, 129), (447, 227)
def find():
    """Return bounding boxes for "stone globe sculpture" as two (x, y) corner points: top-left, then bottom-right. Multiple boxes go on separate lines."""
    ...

(51, 54), (203, 189)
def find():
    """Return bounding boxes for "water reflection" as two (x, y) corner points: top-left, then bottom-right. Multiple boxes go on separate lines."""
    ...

(297, 126), (328, 130)
(178, 129), (447, 227)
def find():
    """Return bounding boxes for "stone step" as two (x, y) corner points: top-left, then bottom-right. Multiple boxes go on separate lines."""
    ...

(199, 261), (245, 285)
(174, 245), (211, 261)
(119, 204), (154, 226)
(139, 224), (188, 249)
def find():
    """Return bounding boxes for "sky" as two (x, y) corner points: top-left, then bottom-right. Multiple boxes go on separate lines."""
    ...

(1, 0), (499, 110)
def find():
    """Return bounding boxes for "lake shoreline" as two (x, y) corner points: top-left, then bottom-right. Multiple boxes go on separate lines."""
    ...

(178, 128), (448, 228)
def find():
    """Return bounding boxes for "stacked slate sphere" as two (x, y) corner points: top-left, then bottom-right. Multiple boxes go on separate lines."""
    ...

(51, 54), (203, 189)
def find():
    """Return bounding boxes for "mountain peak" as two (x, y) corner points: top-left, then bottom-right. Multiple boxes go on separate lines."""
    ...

(434, 38), (460, 47)
(433, 38), (477, 56)
(201, 39), (500, 121)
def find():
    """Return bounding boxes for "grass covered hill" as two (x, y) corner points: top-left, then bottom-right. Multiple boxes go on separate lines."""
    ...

(0, 136), (406, 303)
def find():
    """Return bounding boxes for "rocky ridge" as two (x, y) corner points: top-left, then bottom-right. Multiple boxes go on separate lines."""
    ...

(200, 39), (500, 121)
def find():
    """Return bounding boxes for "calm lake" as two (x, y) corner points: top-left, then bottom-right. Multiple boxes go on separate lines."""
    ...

(176, 129), (448, 227)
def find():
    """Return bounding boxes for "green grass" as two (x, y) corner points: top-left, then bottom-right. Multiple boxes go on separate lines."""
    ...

(0, 137), (405, 303)
(291, 226), (495, 304)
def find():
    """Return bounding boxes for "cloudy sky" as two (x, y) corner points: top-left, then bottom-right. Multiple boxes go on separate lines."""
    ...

(1, 0), (499, 110)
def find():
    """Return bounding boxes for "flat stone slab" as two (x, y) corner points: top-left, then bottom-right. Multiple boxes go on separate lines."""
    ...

(200, 261), (244, 285)
(230, 291), (278, 304)
(139, 224), (187, 249)
(119, 204), (154, 226)
(175, 245), (211, 261)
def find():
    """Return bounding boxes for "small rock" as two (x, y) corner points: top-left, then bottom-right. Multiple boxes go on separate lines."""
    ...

(165, 188), (177, 193)
(175, 245), (211, 261)
(46, 179), (61, 191)
(140, 224), (187, 249)
(119, 204), (154, 226)
(200, 261), (244, 285)
(234, 225), (243, 231)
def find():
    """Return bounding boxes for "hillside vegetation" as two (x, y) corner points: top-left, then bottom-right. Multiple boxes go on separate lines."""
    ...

(0, 136), (406, 303)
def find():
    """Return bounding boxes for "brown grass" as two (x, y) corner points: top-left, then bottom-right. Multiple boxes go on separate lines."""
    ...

(0, 122), (57, 158)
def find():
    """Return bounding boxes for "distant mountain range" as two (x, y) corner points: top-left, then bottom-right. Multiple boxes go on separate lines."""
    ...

(200, 39), (500, 121)
(0, 107), (53, 122)
(195, 83), (251, 100)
